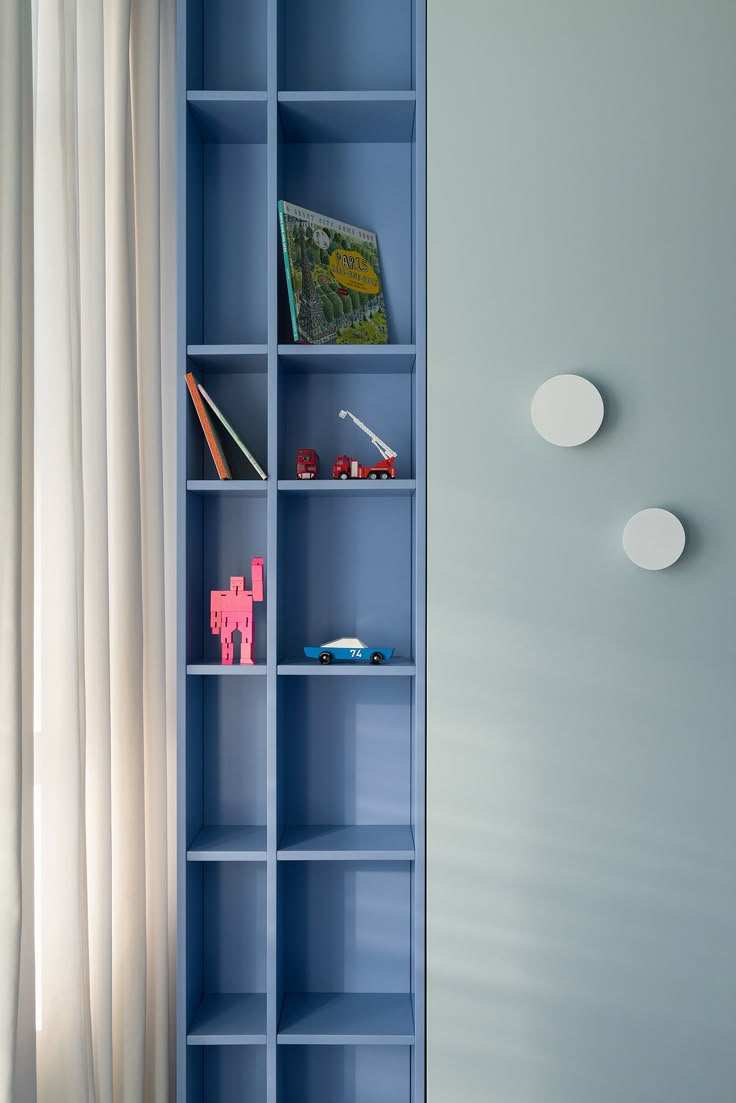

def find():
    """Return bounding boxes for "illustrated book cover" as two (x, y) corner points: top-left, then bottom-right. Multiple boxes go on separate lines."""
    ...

(278, 201), (388, 345)
(184, 371), (232, 480)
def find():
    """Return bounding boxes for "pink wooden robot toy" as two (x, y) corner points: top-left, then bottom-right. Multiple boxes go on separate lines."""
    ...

(210, 557), (264, 665)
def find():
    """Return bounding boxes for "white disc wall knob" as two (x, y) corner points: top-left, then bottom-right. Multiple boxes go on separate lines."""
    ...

(623, 508), (685, 570)
(531, 374), (604, 447)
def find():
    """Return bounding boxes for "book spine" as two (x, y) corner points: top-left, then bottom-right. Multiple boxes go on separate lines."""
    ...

(184, 372), (231, 480)
(278, 201), (300, 343)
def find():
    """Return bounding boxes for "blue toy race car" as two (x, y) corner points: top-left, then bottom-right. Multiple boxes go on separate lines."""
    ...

(304, 637), (394, 665)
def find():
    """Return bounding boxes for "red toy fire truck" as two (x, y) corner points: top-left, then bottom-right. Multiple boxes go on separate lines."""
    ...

(296, 448), (320, 479)
(332, 409), (397, 480)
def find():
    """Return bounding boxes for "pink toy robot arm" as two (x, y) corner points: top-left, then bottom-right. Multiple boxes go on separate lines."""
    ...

(211, 589), (224, 632)
(251, 557), (264, 603)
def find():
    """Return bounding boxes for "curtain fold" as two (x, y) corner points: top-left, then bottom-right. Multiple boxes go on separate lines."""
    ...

(0, 1), (34, 1099)
(77, 1), (113, 1099)
(1, 0), (176, 1099)
(102, 0), (149, 1091)
(129, 0), (170, 1096)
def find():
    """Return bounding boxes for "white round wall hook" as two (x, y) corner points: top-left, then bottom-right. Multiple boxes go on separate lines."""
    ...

(623, 508), (686, 570)
(530, 374), (604, 447)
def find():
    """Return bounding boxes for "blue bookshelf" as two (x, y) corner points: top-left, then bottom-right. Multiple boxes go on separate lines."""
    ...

(177, 2), (425, 1100)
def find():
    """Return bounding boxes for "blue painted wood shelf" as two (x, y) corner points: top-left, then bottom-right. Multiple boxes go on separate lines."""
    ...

(187, 91), (267, 144)
(178, 0), (425, 1099)
(187, 826), (267, 862)
(277, 825), (415, 862)
(278, 92), (416, 143)
(277, 993), (415, 1045)
(186, 480), (268, 497)
(186, 663), (268, 676)
(187, 994), (267, 1045)
(187, 345), (269, 373)
(278, 344), (416, 374)
(277, 658), (416, 675)
(277, 479), (416, 497)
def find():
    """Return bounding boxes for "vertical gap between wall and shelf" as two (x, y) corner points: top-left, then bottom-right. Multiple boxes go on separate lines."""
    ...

(176, 1), (186, 1099)
(266, 6), (279, 1103)
(414, 1), (427, 1099)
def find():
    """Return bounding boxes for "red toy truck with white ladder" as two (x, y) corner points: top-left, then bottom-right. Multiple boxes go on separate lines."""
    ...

(332, 409), (397, 480)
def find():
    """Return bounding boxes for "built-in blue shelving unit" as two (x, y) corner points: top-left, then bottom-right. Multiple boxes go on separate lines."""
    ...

(177, 2), (425, 1100)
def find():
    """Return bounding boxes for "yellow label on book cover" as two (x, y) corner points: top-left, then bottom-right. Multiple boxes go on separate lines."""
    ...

(329, 249), (380, 294)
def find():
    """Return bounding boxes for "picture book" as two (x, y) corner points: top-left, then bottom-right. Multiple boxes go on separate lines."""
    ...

(278, 201), (389, 345)
(185, 371), (231, 479)
(197, 384), (267, 480)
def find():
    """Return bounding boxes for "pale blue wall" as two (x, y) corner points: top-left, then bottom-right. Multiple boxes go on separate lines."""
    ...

(427, 3), (736, 1100)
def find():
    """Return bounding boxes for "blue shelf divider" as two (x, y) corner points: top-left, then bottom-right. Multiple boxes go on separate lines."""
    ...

(177, 1), (425, 1099)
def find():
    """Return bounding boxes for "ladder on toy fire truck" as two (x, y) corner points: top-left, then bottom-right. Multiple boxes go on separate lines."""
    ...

(338, 409), (397, 462)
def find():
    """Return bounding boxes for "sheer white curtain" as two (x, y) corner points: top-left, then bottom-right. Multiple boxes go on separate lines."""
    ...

(0, 1), (35, 1100)
(1, 0), (177, 1100)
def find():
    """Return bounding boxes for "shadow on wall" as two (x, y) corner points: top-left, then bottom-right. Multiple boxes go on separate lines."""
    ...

(429, 481), (734, 1102)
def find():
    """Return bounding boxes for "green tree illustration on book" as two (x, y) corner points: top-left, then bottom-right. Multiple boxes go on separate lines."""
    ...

(278, 200), (389, 345)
